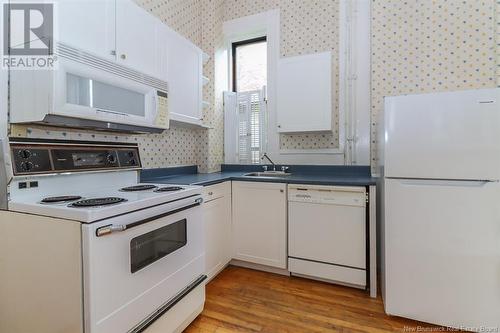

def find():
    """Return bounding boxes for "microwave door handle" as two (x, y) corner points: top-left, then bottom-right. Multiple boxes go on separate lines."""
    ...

(95, 197), (203, 237)
(95, 108), (129, 117)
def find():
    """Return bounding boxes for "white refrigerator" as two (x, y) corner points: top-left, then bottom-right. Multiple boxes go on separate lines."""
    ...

(380, 88), (500, 330)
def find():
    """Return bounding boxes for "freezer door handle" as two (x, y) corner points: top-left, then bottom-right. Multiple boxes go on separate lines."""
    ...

(396, 179), (498, 187)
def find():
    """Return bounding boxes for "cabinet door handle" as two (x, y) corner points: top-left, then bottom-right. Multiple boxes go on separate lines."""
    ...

(280, 189), (284, 193)
(121, 54), (127, 60)
(110, 50), (116, 56)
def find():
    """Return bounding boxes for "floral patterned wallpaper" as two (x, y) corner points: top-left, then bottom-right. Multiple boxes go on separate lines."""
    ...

(497, 0), (500, 86)
(10, 0), (498, 172)
(200, 0), (225, 172)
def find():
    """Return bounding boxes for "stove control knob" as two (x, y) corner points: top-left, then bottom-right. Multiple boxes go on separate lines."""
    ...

(20, 161), (34, 172)
(18, 149), (31, 159)
(106, 154), (116, 164)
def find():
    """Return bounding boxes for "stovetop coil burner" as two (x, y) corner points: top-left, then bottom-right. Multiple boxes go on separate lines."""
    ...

(71, 197), (127, 208)
(154, 186), (184, 192)
(41, 195), (83, 203)
(120, 184), (158, 192)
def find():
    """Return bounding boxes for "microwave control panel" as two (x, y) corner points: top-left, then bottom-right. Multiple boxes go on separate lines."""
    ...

(155, 90), (169, 128)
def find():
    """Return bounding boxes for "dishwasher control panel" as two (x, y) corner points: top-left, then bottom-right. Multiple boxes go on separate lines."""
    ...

(288, 184), (366, 207)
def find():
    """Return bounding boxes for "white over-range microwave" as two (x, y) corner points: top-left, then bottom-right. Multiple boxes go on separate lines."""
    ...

(9, 43), (169, 133)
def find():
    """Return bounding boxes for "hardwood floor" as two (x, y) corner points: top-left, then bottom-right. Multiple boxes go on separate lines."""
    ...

(184, 266), (435, 333)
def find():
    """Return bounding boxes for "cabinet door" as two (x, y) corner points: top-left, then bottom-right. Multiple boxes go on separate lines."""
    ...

(204, 195), (232, 281)
(156, 23), (170, 82)
(232, 182), (287, 269)
(115, 0), (159, 77)
(57, 0), (116, 60)
(167, 31), (203, 125)
(276, 52), (332, 132)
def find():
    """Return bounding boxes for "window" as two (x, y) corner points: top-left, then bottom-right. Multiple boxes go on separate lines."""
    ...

(232, 37), (267, 92)
(224, 37), (267, 164)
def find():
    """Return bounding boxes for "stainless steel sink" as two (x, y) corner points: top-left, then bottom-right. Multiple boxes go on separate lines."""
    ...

(243, 171), (292, 178)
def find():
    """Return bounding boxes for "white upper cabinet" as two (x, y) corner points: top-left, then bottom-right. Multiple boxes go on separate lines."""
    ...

(156, 23), (170, 81)
(115, 0), (159, 77)
(57, 0), (116, 61)
(166, 31), (203, 125)
(56, 0), (203, 122)
(59, 0), (165, 79)
(276, 51), (332, 133)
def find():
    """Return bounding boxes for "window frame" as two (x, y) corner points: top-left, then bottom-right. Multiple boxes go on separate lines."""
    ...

(231, 36), (267, 92)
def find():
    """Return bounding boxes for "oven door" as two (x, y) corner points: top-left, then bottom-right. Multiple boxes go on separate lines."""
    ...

(82, 196), (205, 333)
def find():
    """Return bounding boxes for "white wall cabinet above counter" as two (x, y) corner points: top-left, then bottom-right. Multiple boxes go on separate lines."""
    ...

(115, 0), (160, 77)
(166, 31), (204, 127)
(276, 52), (333, 133)
(58, 0), (161, 79)
(58, 0), (116, 62)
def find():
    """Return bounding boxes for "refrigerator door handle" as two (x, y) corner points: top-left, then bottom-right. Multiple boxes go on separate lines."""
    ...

(395, 179), (499, 187)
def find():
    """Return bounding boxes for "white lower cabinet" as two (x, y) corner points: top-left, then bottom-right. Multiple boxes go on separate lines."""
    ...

(232, 181), (287, 269)
(203, 180), (370, 290)
(203, 182), (232, 281)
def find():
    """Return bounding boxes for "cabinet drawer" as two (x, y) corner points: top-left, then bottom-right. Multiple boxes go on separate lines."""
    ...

(203, 182), (231, 202)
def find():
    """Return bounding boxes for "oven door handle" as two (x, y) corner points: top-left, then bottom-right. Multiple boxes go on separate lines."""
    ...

(96, 197), (203, 237)
(96, 224), (126, 237)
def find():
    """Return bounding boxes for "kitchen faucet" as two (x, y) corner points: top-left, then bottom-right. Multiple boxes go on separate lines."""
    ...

(261, 153), (276, 171)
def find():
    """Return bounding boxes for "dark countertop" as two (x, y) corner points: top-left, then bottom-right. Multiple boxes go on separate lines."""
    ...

(141, 164), (376, 187)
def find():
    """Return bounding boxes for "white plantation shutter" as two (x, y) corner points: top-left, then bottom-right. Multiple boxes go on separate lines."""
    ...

(238, 95), (251, 163)
(224, 89), (266, 164)
(249, 92), (264, 163)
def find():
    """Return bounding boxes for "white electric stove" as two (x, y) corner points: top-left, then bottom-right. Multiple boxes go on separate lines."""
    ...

(1, 138), (206, 333)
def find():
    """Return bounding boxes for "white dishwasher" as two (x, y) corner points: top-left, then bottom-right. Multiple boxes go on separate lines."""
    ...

(288, 184), (367, 288)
